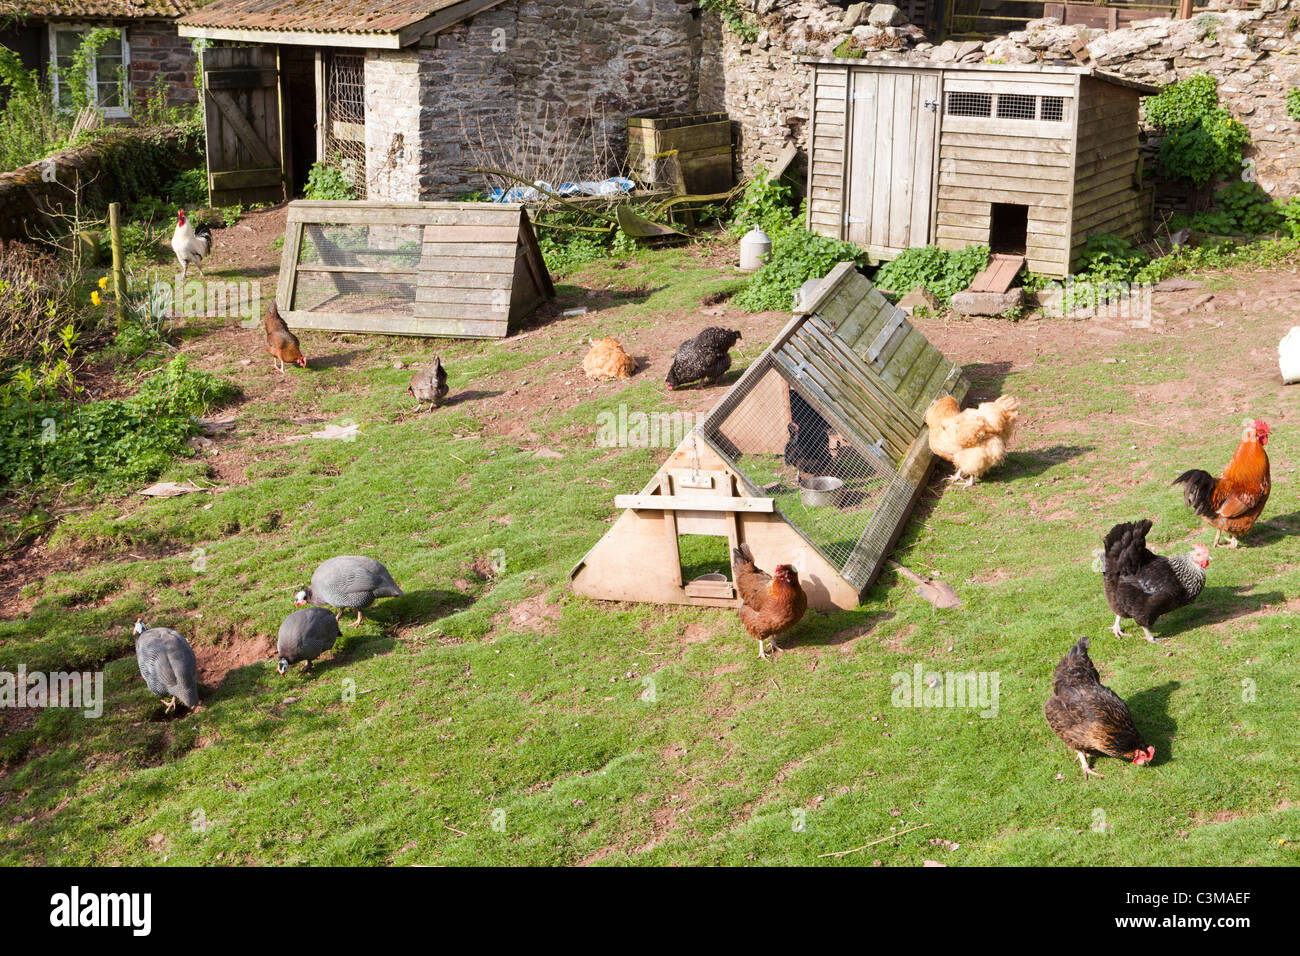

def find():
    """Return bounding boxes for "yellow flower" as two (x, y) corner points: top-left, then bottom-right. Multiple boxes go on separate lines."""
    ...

(98, 276), (108, 290)
(91, 291), (101, 306)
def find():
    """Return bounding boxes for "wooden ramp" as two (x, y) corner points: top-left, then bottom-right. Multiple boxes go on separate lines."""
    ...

(965, 253), (1025, 295)
(571, 261), (970, 612)
(276, 201), (554, 339)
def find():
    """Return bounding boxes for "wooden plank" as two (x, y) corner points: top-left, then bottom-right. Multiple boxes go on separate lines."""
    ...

(967, 254), (1025, 294)
(423, 225), (520, 243)
(283, 310), (507, 339)
(421, 241), (519, 259)
(942, 116), (1073, 140)
(418, 270), (515, 288)
(940, 157), (1073, 183)
(297, 262), (419, 277)
(936, 173), (1072, 199)
(209, 167), (281, 191)
(939, 144), (1072, 168)
(208, 89), (278, 169)
(415, 286), (516, 307)
(871, 71), (895, 249)
(940, 130), (1072, 153)
(614, 494), (776, 513)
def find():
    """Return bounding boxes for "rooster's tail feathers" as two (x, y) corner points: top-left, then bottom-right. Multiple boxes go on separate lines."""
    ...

(1173, 469), (1217, 518)
(1103, 519), (1151, 578)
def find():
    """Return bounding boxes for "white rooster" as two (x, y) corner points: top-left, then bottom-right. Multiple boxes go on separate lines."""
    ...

(171, 209), (213, 281)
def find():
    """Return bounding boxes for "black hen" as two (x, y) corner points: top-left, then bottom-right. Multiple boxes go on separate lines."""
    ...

(784, 389), (833, 475)
(665, 327), (741, 389)
(1044, 636), (1155, 778)
(1101, 520), (1209, 643)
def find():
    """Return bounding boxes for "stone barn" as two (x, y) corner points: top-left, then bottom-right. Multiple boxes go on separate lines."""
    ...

(804, 56), (1160, 278)
(176, 0), (725, 204)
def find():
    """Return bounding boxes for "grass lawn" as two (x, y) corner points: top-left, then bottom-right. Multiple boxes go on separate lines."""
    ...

(1, 227), (1299, 865)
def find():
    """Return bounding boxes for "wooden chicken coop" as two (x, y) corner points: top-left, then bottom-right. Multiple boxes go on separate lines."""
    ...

(570, 262), (969, 612)
(275, 200), (554, 338)
(804, 57), (1159, 277)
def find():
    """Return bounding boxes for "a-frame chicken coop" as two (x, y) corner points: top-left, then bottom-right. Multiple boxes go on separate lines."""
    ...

(570, 262), (970, 612)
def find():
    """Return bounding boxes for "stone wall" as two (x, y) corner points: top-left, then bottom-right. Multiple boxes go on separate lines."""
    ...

(127, 21), (199, 107)
(366, 0), (724, 201)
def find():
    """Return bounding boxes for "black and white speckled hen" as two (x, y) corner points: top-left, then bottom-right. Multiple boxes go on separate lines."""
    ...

(296, 555), (403, 627)
(665, 327), (741, 389)
(1102, 519), (1209, 643)
(1044, 636), (1154, 778)
(276, 606), (341, 675)
(133, 619), (199, 712)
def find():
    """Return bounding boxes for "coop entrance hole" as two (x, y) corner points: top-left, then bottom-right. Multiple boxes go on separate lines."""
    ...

(678, 534), (732, 584)
(990, 203), (1028, 255)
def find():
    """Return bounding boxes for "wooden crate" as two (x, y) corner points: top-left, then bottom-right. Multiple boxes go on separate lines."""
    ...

(276, 200), (554, 339)
(570, 261), (968, 611)
(627, 112), (734, 194)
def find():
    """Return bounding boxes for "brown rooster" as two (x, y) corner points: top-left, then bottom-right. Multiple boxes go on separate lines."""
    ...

(1173, 419), (1271, 548)
(1044, 636), (1155, 778)
(731, 543), (807, 660)
(264, 301), (306, 374)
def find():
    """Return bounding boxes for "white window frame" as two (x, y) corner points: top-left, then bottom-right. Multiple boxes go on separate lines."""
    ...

(49, 23), (131, 119)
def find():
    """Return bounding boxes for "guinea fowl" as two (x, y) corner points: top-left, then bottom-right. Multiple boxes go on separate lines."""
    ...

(1102, 519), (1209, 642)
(408, 356), (449, 411)
(665, 327), (741, 390)
(264, 301), (306, 374)
(1044, 636), (1154, 778)
(276, 606), (341, 675)
(133, 619), (199, 712)
(296, 555), (403, 627)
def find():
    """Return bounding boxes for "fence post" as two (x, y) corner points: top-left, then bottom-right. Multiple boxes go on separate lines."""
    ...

(1178, 0), (1194, 19)
(108, 201), (126, 327)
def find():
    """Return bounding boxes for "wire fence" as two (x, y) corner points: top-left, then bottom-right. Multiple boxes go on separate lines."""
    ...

(325, 53), (367, 200)
(291, 223), (422, 316)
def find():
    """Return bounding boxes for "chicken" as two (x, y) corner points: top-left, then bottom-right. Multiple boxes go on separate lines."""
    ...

(264, 301), (306, 373)
(1101, 520), (1210, 643)
(665, 327), (741, 390)
(582, 337), (637, 380)
(784, 389), (834, 476)
(1044, 636), (1155, 778)
(171, 208), (212, 282)
(408, 356), (448, 411)
(924, 394), (1020, 486)
(1173, 418), (1271, 548)
(731, 543), (807, 660)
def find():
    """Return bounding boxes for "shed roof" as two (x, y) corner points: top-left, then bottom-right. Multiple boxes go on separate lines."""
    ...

(799, 55), (1160, 95)
(0, 0), (195, 17)
(176, 0), (505, 48)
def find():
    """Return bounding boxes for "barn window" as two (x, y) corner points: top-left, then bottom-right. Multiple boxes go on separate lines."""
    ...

(49, 25), (130, 119)
(997, 93), (1037, 121)
(1040, 96), (1065, 122)
(946, 91), (992, 117)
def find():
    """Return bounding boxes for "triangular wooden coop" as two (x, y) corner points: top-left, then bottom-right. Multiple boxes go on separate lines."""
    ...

(275, 200), (554, 338)
(571, 262), (970, 612)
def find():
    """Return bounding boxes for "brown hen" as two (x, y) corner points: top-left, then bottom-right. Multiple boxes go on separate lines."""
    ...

(264, 301), (306, 374)
(731, 543), (807, 660)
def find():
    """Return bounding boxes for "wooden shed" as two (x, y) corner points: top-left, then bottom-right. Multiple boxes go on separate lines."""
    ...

(570, 262), (969, 613)
(276, 199), (553, 338)
(804, 57), (1159, 278)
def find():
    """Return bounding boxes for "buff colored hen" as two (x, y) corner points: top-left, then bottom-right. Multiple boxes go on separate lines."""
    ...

(582, 337), (637, 380)
(924, 394), (1019, 486)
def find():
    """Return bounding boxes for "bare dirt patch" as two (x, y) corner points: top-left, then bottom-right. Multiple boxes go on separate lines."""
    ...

(501, 594), (564, 633)
(193, 632), (276, 690)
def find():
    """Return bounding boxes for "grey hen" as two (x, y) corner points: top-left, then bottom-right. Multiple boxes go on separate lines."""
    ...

(296, 555), (403, 627)
(133, 619), (199, 712)
(665, 327), (741, 389)
(276, 606), (341, 674)
(408, 356), (448, 411)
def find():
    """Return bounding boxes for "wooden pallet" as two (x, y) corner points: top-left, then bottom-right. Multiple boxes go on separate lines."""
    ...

(966, 254), (1025, 295)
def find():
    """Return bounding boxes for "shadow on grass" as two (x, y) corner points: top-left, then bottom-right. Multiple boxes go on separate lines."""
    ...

(1246, 510), (1300, 546)
(987, 445), (1093, 483)
(962, 359), (1014, 400)
(1157, 586), (1286, 637)
(1128, 680), (1180, 764)
(791, 607), (896, 650)
(442, 388), (504, 408)
(306, 349), (365, 370)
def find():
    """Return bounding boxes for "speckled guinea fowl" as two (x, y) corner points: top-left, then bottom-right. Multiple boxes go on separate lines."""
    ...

(296, 555), (403, 627)
(133, 620), (199, 712)
(276, 606), (341, 674)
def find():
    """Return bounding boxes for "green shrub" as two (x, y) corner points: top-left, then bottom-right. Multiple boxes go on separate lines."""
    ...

(873, 244), (989, 306)
(1145, 75), (1249, 188)
(538, 234), (608, 276)
(1287, 87), (1300, 123)
(1072, 233), (1149, 284)
(732, 217), (868, 313)
(167, 167), (208, 207)
(727, 165), (795, 239)
(304, 160), (357, 201)
(1217, 180), (1283, 235)
(1143, 72), (1220, 129)
(1278, 197), (1300, 239)
(0, 354), (236, 487)
(700, 0), (759, 43)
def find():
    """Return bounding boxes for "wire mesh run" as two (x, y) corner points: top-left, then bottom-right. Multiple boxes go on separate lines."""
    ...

(946, 91), (992, 117)
(1040, 96), (1065, 122)
(292, 223), (422, 315)
(326, 53), (367, 199)
(996, 93), (1037, 121)
(700, 365), (897, 575)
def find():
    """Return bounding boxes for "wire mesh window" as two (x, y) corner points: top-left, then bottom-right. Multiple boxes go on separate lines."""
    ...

(700, 364), (897, 575)
(325, 53), (367, 199)
(291, 223), (422, 316)
(996, 93), (1037, 121)
(946, 91), (992, 117)
(1040, 96), (1065, 122)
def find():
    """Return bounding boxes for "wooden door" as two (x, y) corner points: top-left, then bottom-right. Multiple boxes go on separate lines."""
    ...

(844, 69), (941, 258)
(202, 46), (285, 207)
